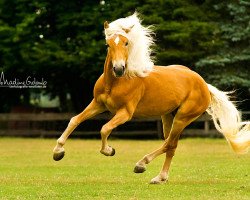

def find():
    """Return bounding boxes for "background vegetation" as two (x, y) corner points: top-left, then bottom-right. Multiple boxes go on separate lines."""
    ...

(0, 0), (249, 112)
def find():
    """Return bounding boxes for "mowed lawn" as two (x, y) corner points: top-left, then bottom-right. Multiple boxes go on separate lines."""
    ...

(0, 138), (249, 200)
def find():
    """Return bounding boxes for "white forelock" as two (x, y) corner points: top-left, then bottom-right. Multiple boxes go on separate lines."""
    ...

(104, 12), (155, 77)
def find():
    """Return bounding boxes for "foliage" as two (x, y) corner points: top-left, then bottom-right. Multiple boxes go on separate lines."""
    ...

(196, 0), (250, 88)
(137, 0), (220, 68)
(0, 0), (249, 112)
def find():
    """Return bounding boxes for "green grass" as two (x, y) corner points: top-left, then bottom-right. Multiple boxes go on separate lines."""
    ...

(0, 138), (249, 200)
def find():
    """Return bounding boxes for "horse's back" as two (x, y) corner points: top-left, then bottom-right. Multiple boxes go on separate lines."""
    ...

(152, 65), (207, 88)
(163, 64), (190, 70)
(133, 65), (210, 117)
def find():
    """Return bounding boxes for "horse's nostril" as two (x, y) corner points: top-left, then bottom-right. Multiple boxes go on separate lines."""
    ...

(113, 66), (124, 77)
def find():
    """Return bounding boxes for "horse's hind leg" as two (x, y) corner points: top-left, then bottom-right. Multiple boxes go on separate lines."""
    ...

(134, 104), (206, 183)
(162, 114), (174, 139)
(133, 114), (173, 173)
(149, 114), (198, 184)
(149, 93), (210, 183)
(53, 99), (105, 161)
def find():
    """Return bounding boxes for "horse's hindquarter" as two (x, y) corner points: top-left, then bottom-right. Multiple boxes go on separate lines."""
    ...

(133, 65), (210, 117)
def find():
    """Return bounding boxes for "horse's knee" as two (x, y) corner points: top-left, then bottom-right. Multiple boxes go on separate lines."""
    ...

(69, 116), (79, 126)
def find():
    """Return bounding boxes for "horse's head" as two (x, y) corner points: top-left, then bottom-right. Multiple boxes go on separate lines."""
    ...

(104, 21), (133, 77)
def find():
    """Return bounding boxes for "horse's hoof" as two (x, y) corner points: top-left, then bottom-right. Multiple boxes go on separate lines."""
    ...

(110, 147), (115, 156)
(134, 165), (146, 173)
(100, 147), (116, 156)
(53, 151), (65, 161)
(150, 175), (168, 184)
(149, 179), (167, 184)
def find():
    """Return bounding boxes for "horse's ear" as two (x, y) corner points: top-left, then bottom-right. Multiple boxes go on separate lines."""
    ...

(122, 25), (134, 33)
(104, 21), (109, 29)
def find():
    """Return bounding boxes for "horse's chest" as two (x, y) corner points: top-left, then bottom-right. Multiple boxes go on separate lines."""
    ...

(98, 93), (117, 113)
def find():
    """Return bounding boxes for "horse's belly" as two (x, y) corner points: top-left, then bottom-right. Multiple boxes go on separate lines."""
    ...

(133, 97), (179, 117)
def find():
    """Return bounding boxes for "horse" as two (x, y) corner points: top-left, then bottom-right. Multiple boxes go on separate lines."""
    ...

(53, 13), (250, 184)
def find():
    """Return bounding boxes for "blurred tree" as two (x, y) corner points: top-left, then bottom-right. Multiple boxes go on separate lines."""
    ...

(0, 0), (38, 111)
(137, 0), (220, 69)
(196, 0), (250, 109)
(0, 0), (248, 112)
(0, 0), (139, 112)
(0, 0), (107, 112)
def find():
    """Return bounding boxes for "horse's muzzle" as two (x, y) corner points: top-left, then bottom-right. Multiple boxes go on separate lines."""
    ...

(113, 66), (125, 77)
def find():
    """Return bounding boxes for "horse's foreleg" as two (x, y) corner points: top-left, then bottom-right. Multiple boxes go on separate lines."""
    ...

(100, 108), (132, 156)
(53, 99), (105, 161)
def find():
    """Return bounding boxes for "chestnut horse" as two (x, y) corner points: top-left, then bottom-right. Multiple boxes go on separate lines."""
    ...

(53, 13), (250, 184)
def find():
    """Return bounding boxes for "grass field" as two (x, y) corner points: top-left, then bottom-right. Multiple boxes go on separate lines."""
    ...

(0, 138), (249, 200)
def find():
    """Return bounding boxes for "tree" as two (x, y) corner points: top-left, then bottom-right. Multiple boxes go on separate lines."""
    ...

(0, 0), (39, 111)
(136, 0), (219, 68)
(0, 0), (248, 112)
(0, 0), (108, 112)
(196, 0), (250, 109)
(0, 0), (142, 112)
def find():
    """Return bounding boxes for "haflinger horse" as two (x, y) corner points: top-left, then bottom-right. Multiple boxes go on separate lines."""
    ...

(53, 13), (250, 184)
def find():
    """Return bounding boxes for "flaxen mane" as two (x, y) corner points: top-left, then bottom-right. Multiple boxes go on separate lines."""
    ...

(104, 13), (155, 77)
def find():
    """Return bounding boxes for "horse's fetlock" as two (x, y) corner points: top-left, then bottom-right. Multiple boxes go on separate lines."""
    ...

(143, 155), (150, 164)
(57, 138), (65, 146)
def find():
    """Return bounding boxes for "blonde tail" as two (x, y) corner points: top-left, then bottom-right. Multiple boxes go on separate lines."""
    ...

(206, 84), (250, 154)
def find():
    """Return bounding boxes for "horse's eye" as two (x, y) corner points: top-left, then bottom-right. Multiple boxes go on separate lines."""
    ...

(106, 43), (109, 47)
(125, 42), (128, 46)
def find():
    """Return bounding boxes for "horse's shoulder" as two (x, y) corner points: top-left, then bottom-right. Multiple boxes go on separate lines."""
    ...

(94, 74), (105, 94)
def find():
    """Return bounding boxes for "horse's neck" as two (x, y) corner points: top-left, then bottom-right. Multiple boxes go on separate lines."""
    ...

(103, 53), (115, 93)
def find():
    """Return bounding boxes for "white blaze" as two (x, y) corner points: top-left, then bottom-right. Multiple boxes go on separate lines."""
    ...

(112, 60), (125, 68)
(114, 36), (120, 45)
